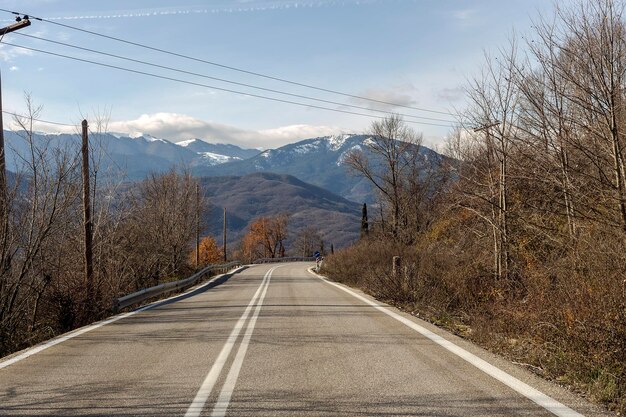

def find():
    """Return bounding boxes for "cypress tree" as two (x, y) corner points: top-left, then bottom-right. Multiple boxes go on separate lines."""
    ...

(361, 203), (369, 238)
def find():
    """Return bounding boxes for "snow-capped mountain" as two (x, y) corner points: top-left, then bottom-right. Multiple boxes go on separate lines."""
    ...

(177, 139), (259, 159)
(5, 130), (447, 203)
(194, 134), (447, 203)
(177, 139), (260, 166)
(3, 131), (257, 179)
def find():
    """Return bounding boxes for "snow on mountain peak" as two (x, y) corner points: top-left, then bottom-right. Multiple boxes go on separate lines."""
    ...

(177, 139), (200, 147)
(293, 142), (321, 154)
(199, 152), (240, 164)
(326, 134), (353, 151)
(128, 132), (168, 143)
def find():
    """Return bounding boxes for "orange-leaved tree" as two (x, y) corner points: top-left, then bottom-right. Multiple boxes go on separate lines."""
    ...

(190, 236), (223, 267)
(242, 215), (288, 261)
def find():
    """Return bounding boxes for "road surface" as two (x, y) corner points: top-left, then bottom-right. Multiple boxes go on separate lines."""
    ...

(0, 263), (611, 416)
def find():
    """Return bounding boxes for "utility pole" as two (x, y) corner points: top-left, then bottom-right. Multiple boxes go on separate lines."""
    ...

(81, 120), (94, 308)
(0, 16), (32, 227)
(222, 207), (227, 262)
(195, 183), (200, 268)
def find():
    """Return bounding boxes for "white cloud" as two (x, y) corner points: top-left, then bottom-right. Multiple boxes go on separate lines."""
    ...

(9, 66), (19, 71)
(106, 112), (346, 148)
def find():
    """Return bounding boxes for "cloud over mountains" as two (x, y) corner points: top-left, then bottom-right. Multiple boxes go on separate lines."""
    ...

(107, 113), (345, 148)
(9, 112), (346, 149)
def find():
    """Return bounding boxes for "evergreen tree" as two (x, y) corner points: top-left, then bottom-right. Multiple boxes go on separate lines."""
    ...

(361, 203), (369, 238)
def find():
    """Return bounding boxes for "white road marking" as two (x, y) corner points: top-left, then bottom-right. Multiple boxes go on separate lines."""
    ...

(211, 265), (275, 416)
(0, 267), (246, 370)
(185, 266), (277, 417)
(309, 268), (585, 417)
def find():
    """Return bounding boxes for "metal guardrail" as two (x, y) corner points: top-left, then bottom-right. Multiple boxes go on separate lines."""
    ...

(253, 257), (316, 264)
(113, 261), (242, 312)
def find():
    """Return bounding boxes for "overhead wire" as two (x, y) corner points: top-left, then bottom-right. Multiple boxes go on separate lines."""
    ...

(1, 41), (458, 128)
(14, 32), (458, 124)
(2, 110), (76, 127)
(0, 8), (458, 117)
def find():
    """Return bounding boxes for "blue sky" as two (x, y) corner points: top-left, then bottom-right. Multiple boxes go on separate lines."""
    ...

(0, 0), (553, 148)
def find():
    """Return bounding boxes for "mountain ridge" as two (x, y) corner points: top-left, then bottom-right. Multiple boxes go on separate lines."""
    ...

(2, 130), (258, 179)
(4, 130), (448, 204)
(194, 134), (447, 203)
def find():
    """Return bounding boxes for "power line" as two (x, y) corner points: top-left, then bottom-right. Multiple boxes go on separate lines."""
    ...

(0, 8), (457, 117)
(2, 42), (458, 128)
(2, 110), (76, 127)
(14, 32), (458, 124)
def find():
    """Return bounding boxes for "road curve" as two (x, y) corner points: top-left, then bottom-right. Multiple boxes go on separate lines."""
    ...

(0, 263), (611, 416)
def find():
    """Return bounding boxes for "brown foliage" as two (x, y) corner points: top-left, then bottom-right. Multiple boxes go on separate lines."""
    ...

(241, 214), (289, 261)
(191, 236), (223, 267)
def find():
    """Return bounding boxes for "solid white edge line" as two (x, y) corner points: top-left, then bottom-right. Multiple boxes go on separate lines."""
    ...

(184, 266), (275, 417)
(308, 268), (585, 417)
(0, 266), (246, 370)
(211, 265), (277, 417)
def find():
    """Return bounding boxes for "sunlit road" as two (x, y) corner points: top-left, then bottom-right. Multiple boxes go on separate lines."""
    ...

(0, 263), (609, 416)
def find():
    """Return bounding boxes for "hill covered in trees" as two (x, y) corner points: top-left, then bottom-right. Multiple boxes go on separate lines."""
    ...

(199, 172), (361, 251)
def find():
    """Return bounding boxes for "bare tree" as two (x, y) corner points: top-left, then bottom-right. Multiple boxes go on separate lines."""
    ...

(345, 115), (423, 242)
(125, 170), (199, 287)
(454, 40), (522, 280)
(0, 95), (81, 352)
(293, 226), (321, 257)
(551, 1), (626, 233)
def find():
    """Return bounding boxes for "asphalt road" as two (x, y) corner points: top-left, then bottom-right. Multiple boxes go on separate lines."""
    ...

(0, 263), (612, 416)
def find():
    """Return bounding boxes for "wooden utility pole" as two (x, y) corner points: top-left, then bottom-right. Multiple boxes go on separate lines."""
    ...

(81, 120), (94, 305)
(222, 207), (227, 262)
(0, 17), (32, 226)
(195, 183), (200, 268)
